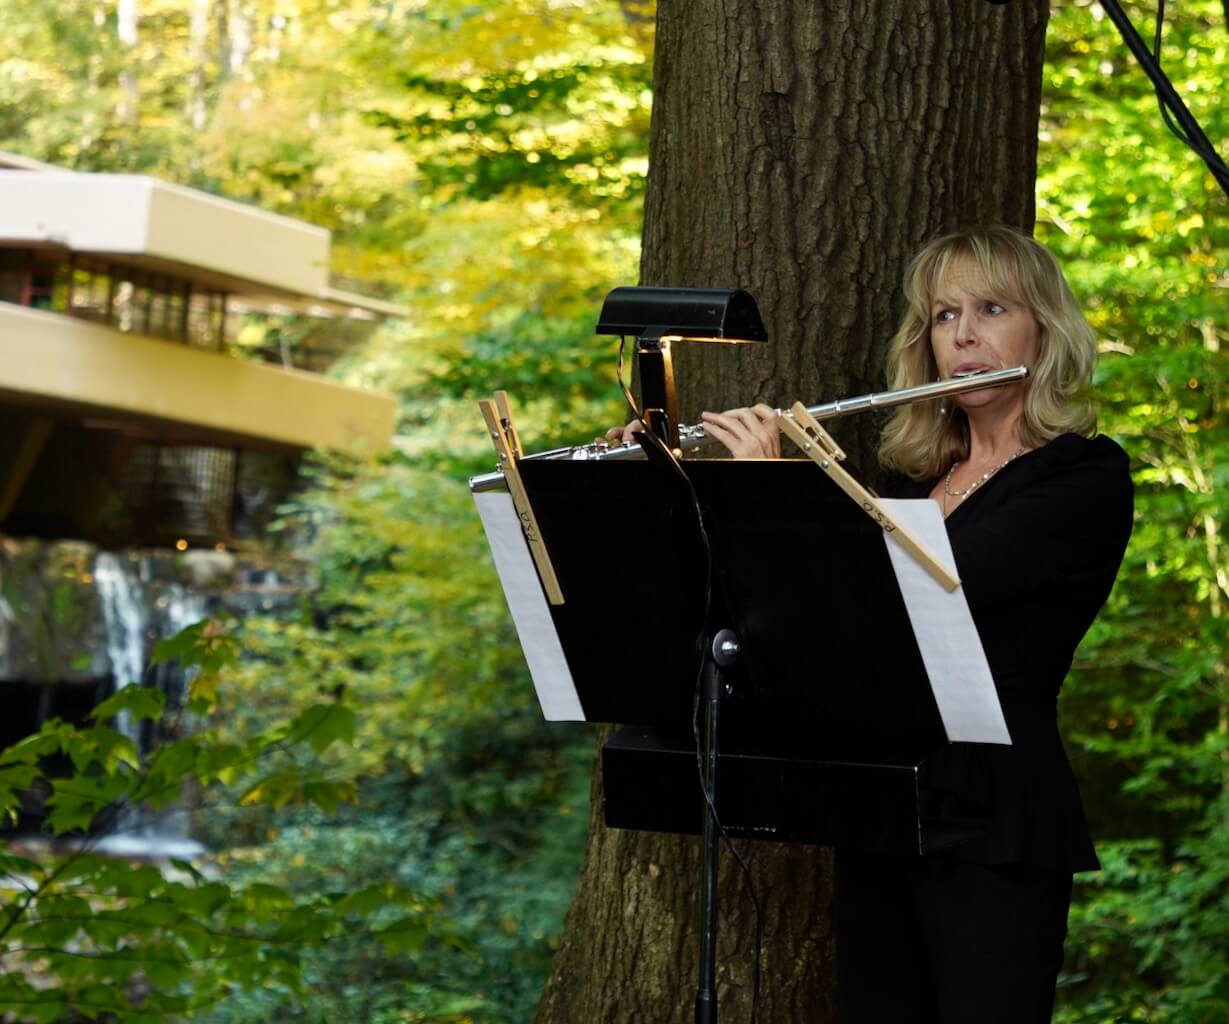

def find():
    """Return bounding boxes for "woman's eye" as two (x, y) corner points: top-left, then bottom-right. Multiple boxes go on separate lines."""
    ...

(934, 309), (955, 324)
(985, 302), (1005, 315)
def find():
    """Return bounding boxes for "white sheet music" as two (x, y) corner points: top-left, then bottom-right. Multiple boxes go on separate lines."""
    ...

(472, 491), (585, 721)
(879, 498), (1012, 745)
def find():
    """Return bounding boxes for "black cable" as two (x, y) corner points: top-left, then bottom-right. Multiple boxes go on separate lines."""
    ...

(616, 336), (644, 424)
(622, 376), (765, 1022)
(641, 438), (762, 1024)
(1152, 0), (1191, 148)
(1098, 0), (1229, 197)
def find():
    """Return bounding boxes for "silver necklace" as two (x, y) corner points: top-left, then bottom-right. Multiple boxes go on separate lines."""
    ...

(944, 447), (1027, 500)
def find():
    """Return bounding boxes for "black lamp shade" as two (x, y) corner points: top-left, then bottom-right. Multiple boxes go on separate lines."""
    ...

(594, 287), (768, 343)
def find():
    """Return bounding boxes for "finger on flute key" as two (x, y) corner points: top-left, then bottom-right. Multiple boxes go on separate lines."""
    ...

(700, 404), (780, 459)
(602, 419), (645, 446)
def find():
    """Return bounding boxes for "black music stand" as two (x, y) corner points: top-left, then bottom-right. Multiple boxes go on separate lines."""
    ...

(511, 457), (986, 1022)
(517, 458), (951, 744)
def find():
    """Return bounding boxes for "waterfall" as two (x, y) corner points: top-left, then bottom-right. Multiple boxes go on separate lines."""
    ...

(94, 552), (149, 745)
(161, 584), (210, 643)
(94, 552), (213, 726)
(1, 538), (302, 857)
(92, 551), (208, 858)
(149, 580), (210, 709)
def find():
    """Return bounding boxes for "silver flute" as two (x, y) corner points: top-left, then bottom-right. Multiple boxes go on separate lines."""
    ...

(469, 365), (1028, 492)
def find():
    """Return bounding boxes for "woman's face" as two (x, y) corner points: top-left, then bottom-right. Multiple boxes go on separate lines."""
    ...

(928, 257), (1040, 413)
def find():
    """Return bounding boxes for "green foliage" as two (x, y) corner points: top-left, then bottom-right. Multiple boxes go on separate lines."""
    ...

(2, 2), (643, 1019)
(188, 458), (594, 1023)
(0, 0), (648, 402)
(0, 624), (432, 1022)
(188, 719), (591, 1024)
(354, 0), (651, 204)
(1059, 831), (1229, 1023)
(1039, 2), (1228, 1020)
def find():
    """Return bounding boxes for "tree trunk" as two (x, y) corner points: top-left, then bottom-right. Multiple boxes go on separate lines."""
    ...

(534, 2), (1048, 1021)
(116, 0), (139, 126)
(227, 0), (253, 74)
(188, 0), (210, 132)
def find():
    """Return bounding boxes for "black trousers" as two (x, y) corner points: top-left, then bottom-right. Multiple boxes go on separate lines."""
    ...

(834, 849), (1074, 1024)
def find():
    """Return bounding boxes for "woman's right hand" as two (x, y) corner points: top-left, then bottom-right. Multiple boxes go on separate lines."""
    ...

(701, 404), (781, 459)
(598, 420), (645, 446)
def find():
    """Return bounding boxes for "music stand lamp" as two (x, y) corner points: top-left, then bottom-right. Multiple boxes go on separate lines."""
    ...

(594, 286), (768, 450)
(593, 286), (768, 1024)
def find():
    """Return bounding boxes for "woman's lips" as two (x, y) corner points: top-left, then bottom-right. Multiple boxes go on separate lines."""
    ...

(952, 363), (992, 378)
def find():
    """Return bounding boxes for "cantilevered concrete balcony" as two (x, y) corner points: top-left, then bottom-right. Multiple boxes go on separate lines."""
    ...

(0, 168), (405, 318)
(0, 158), (401, 455)
(0, 155), (405, 546)
(0, 301), (396, 453)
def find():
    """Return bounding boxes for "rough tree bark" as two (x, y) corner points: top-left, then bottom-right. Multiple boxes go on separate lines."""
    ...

(534, 1), (1049, 1021)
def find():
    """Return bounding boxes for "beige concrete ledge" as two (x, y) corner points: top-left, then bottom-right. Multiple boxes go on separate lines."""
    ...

(0, 302), (396, 455)
(0, 171), (330, 297)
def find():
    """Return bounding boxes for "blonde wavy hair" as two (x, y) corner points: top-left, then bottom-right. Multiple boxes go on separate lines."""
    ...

(878, 225), (1098, 481)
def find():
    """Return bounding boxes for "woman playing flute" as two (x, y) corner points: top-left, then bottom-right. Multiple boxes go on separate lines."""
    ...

(610, 225), (1134, 1023)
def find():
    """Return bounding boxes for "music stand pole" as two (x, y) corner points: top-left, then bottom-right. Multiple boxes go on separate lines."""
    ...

(695, 628), (739, 1024)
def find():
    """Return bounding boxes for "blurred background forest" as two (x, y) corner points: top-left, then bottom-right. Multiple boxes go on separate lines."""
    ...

(0, 0), (1224, 1021)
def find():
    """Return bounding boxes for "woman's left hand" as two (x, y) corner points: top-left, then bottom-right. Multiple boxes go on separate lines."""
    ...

(701, 403), (781, 459)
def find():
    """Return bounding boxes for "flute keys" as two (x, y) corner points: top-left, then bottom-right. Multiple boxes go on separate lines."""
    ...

(571, 443), (609, 460)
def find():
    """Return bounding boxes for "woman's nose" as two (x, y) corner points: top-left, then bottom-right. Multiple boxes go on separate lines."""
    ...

(953, 312), (978, 347)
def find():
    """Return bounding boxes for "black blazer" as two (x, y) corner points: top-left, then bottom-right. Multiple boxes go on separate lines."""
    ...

(889, 433), (1133, 872)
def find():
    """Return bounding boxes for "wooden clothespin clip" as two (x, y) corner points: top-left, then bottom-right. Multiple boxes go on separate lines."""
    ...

(493, 390), (523, 458)
(479, 393), (565, 605)
(778, 403), (960, 592)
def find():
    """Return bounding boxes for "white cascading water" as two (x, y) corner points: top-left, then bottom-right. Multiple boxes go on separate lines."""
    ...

(92, 551), (207, 859)
(94, 552), (149, 745)
(166, 583), (209, 638)
(158, 582), (210, 677)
